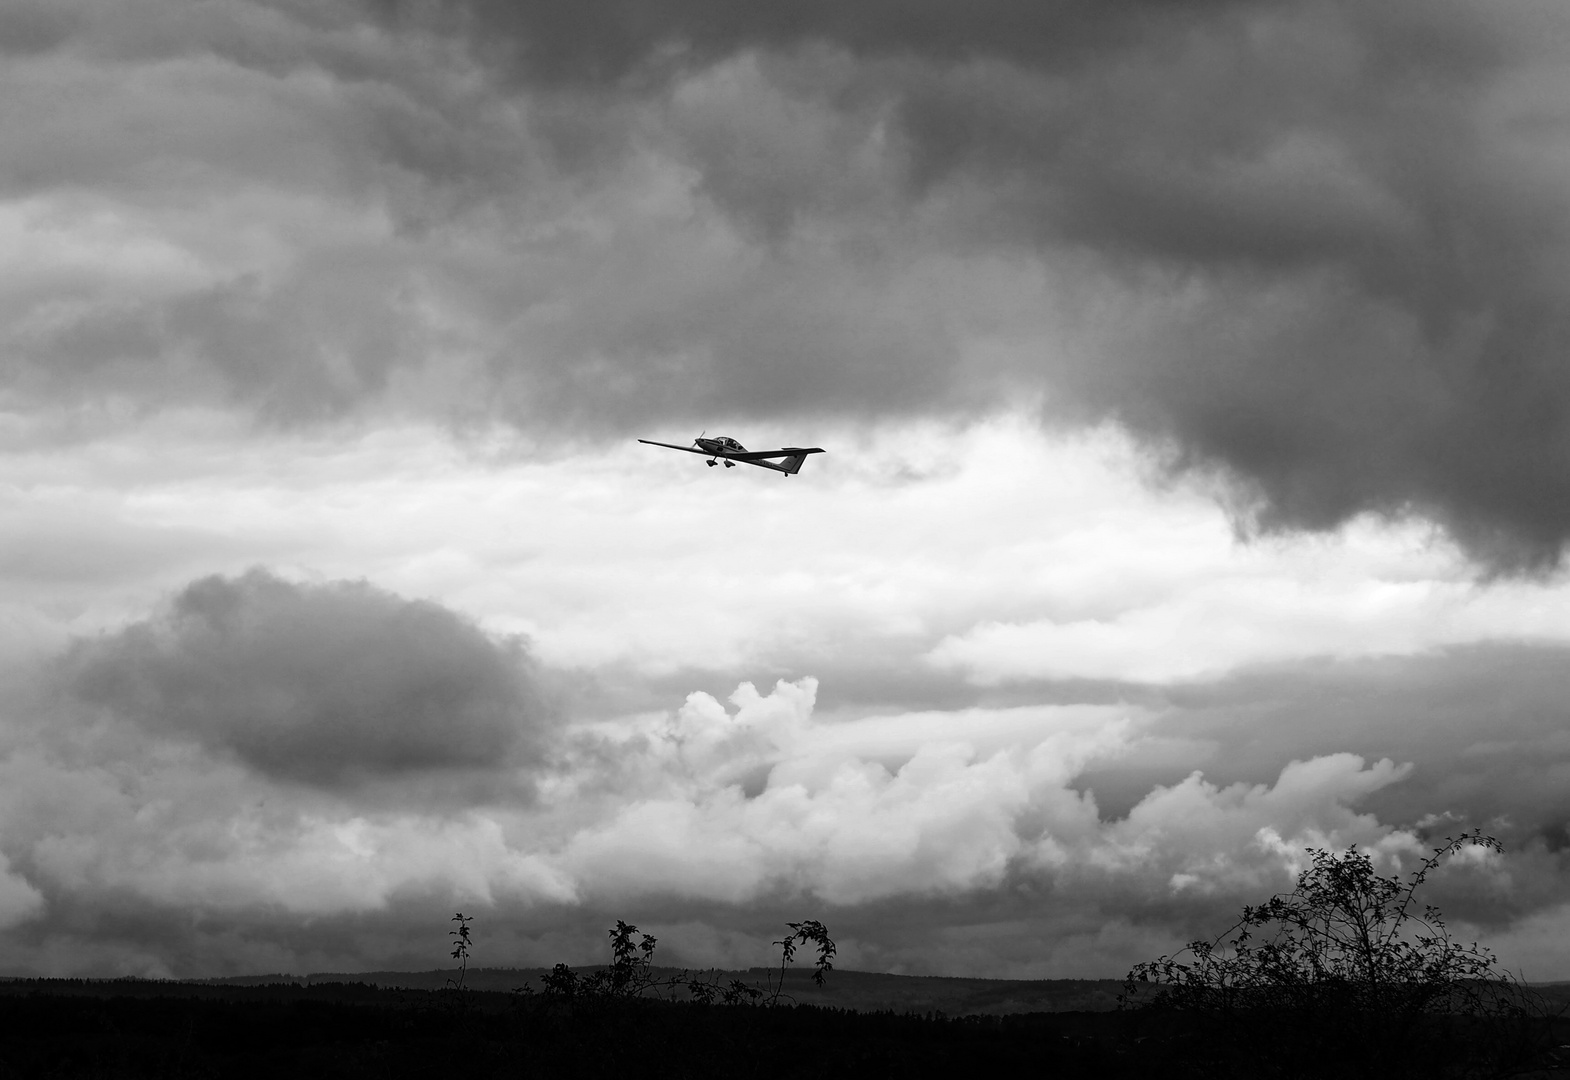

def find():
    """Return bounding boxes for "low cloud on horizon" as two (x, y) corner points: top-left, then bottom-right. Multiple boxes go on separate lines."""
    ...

(0, 568), (1566, 981)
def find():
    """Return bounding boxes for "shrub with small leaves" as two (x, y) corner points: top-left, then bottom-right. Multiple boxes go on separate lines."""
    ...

(1123, 831), (1558, 1079)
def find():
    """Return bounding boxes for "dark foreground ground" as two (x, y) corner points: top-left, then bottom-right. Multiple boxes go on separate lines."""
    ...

(2, 977), (1567, 1079)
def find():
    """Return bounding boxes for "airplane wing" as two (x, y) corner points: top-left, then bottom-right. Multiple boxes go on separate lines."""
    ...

(637, 439), (711, 456)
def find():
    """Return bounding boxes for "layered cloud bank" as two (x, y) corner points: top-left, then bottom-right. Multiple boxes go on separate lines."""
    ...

(0, 571), (1566, 979)
(5, 0), (1570, 565)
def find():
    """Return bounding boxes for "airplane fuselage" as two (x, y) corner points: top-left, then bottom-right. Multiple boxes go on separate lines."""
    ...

(638, 435), (826, 476)
(694, 436), (747, 456)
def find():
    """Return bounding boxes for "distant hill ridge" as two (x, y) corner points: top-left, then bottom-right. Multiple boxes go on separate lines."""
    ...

(4, 970), (1568, 1019)
(193, 967), (1129, 1015)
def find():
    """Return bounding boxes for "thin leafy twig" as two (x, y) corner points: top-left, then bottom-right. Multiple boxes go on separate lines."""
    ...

(447, 913), (473, 994)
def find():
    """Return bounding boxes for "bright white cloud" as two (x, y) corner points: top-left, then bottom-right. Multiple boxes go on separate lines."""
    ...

(555, 677), (1126, 906)
(4, 414), (1568, 691)
(1097, 755), (1418, 890)
(927, 565), (1570, 684)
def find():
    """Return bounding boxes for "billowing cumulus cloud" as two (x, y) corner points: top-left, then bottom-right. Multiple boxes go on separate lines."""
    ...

(557, 680), (1127, 906)
(60, 568), (550, 785)
(1, 591), (1568, 980)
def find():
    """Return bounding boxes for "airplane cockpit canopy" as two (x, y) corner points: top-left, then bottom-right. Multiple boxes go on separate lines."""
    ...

(719, 436), (745, 451)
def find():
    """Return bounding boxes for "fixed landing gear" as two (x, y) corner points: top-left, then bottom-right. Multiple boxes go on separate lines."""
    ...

(724, 460), (735, 468)
(707, 459), (717, 467)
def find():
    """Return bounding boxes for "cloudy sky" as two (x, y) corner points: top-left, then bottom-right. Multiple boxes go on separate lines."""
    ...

(3, 0), (1570, 982)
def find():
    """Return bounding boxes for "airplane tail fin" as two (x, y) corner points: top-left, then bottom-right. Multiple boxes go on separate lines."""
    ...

(774, 449), (821, 475)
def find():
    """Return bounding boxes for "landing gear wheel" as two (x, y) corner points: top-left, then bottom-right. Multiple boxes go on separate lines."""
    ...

(707, 460), (717, 467)
(724, 460), (735, 468)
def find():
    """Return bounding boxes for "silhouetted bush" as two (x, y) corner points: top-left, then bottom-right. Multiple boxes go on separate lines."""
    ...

(1123, 832), (1565, 1079)
(519, 917), (836, 1008)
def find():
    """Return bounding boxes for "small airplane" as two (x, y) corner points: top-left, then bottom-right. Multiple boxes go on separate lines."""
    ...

(638, 434), (826, 475)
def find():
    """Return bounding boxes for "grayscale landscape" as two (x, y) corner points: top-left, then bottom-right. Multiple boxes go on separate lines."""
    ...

(3, 0), (1570, 1075)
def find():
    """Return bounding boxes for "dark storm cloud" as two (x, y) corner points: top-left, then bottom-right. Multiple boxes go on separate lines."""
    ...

(14, 0), (1570, 567)
(62, 569), (550, 785)
(370, 0), (1252, 84)
(0, 2), (80, 57)
(362, 0), (1570, 569)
